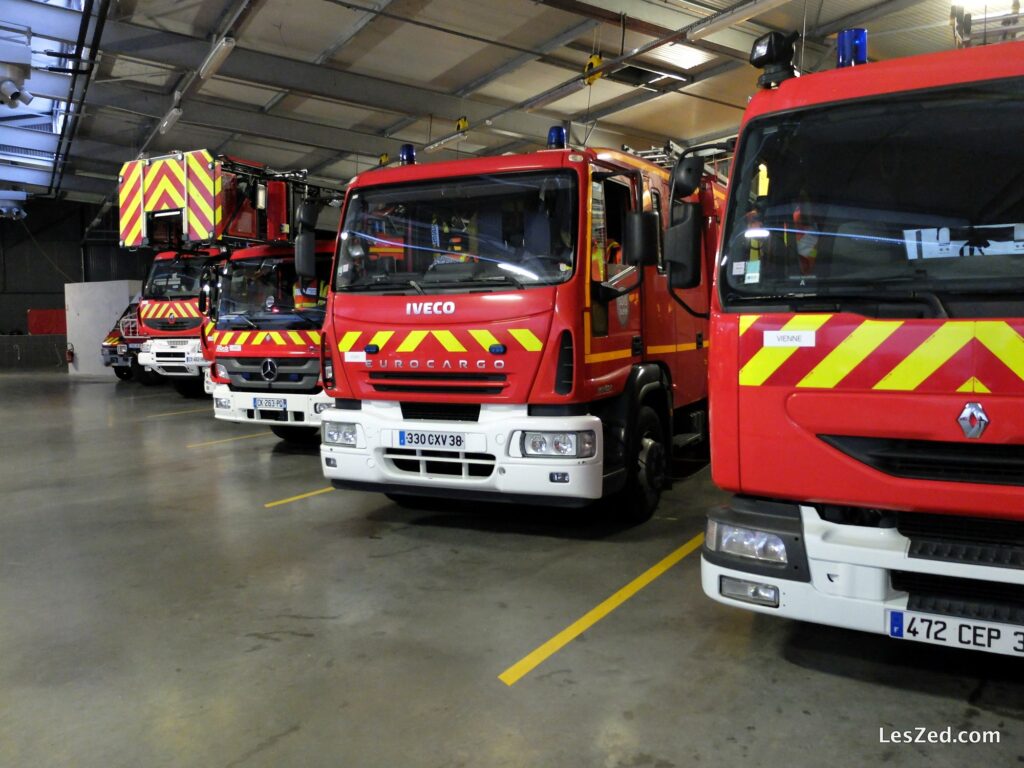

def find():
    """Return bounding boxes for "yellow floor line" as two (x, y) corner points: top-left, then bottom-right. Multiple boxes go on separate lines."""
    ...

(186, 432), (275, 449)
(264, 487), (335, 509)
(499, 532), (705, 687)
(142, 407), (211, 419)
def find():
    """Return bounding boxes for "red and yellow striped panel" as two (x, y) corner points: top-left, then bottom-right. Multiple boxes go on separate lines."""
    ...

(143, 156), (186, 213)
(738, 314), (1024, 394)
(334, 328), (543, 354)
(118, 160), (145, 247)
(207, 330), (321, 347)
(186, 150), (216, 242)
(138, 300), (202, 320)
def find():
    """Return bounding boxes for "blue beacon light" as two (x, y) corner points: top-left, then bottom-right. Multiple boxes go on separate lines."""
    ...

(836, 28), (868, 68)
(399, 143), (416, 165)
(547, 126), (568, 149)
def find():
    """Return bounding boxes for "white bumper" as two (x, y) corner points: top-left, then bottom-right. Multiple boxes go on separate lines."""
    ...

(701, 505), (1024, 638)
(319, 401), (604, 501)
(139, 339), (205, 377)
(212, 383), (333, 426)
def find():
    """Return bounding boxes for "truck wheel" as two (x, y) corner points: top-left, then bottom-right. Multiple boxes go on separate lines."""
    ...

(113, 366), (132, 381)
(270, 425), (320, 445)
(611, 405), (667, 524)
(132, 359), (160, 386)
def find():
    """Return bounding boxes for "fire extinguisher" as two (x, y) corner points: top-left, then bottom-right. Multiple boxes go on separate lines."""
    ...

(65, 343), (75, 364)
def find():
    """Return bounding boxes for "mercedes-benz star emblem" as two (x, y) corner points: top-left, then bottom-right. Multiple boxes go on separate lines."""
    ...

(958, 402), (989, 439)
(260, 358), (278, 382)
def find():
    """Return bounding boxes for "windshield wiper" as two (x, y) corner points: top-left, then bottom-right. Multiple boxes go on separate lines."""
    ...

(471, 273), (527, 289)
(221, 313), (258, 329)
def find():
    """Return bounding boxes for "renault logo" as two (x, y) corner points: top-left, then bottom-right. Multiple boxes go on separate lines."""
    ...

(261, 358), (278, 382)
(958, 402), (989, 439)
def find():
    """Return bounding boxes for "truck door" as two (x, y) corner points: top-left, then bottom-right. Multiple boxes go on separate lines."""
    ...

(586, 165), (643, 391)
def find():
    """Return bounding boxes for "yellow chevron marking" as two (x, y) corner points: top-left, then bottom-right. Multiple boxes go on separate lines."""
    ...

(739, 315), (832, 387)
(468, 329), (500, 351)
(208, 332), (219, 343)
(873, 323), (974, 391)
(220, 332), (234, 345)
(287, 331), (305, 345)
(337, 331), (361, 352)
(798, 320), (904, 389)
(369, 331), (394, 350)
(397, 330), (428, 352)
(235, 332), (251, 345)
(432, 330), (466, 353)
(738, 315), (760, 336)
(155, 303), (170, 318)
(269, 332), (286, 345)
(976, 321), (1024, 382)
(509, 328), (543, 352)
(957, 376), (991, 393)
(205, 322), (214, 334)
(308, 331), (321, 345)
(124, 217), (144, 248)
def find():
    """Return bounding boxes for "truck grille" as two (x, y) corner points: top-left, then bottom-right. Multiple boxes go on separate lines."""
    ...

(898, 512), (1024, 570)
(399, 402), (480, 422)
(819, 435), (1024, 487)
(221, 357), (321, 393)
(383, 447), (495, 478)
(891, 571), (1024, 626)
(368, 371), (506, 396)
(145, 317), (202, 332)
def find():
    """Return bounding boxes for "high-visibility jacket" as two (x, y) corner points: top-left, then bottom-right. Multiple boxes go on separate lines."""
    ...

(293, 280), (327, 309)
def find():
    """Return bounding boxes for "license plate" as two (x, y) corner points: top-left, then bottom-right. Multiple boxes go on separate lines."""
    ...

(887, 609), (1024, 657)
(398, 430), (465, 449)
(185, 353), (204, 364)
(254, 397), (287, 410)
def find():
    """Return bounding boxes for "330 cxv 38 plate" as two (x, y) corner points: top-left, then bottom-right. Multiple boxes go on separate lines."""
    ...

(253, 397), (287, 410)
(887, 609), (1024, 656)
(398, 430), (465, 449)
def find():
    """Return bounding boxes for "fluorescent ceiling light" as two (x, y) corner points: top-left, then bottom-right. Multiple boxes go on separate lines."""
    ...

(199, 37), (235, 80)
(686, 0), (791, 41)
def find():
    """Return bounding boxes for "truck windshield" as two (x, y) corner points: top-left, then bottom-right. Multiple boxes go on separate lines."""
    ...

(335, 171), (577, 292)
(217, 257), (324, 330)
(143, 256), (218, 300)
(719, 77), (1024, 310)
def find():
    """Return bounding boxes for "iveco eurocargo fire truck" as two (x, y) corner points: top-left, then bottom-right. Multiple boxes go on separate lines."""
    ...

(305, 133), (725, 521)
(675, 29), (1024, 656)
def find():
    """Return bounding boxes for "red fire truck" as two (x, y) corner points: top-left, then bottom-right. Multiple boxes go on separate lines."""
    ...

(100, 298), (148, 381)
(302, 134), (725, 521)
(118, 150), (325, 394)
(203, 238), (337, 443)
(666, 31), (1024, 655)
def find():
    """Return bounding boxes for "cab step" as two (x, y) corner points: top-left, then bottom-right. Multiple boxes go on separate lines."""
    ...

(672, 432), (703, 450)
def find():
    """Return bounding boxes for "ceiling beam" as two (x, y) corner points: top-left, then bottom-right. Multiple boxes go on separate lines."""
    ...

(0, 164), (111, 195)
(12, 0), (570, 144)
(812, 0), (925, 38)
(0, 126), (58, 154)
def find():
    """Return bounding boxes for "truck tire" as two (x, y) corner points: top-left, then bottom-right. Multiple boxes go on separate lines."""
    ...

(113, 366), (132, 381)
(270, 425), (321, 445)
(608, 405), (666, 525)
(132, 359), (160, 386)
(172, 378), (206, 398)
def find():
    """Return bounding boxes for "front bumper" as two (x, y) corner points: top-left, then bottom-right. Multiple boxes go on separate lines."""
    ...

(212, 383), (332, 426)
(701, 502), (1024, 639)
(139, 339), (205, 377)
(102, 350), (133, 367)
(319, 401), (604, 502)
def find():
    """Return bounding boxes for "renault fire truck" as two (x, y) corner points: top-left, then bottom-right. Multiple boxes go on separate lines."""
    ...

(204, 238), (337, 444)
(118, 149), (324, 394)
(100, 298), (148, 381)
(304, 134), (724, 521)
(669, 30), (1024, 656)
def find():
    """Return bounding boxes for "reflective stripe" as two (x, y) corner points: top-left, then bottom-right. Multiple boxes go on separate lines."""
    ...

(873, 323), (974, 391)
(739, 315), (832, 387)
(798, 320), (903, 389)
(508, 328), (543, 352)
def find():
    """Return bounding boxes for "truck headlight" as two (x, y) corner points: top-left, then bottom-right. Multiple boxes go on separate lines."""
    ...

(141, 341), (152, 352)
(522, 430), (596, 458)
(214, 397), (231, 409)
(314, 402), (331, 414)
(117, 344), (127, 354)
(706, 519), (788, 564)
(323, 421), (357, 447)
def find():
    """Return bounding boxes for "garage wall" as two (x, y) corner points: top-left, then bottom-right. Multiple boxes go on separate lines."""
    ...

(0, 200), (153, 335)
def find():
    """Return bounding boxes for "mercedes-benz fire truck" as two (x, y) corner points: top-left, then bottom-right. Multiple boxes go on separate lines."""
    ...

(118, 149), (324, 395)
(204, 238), (336, 444)
(303, 134), (725, 521)
(669, 30), (1024, 656)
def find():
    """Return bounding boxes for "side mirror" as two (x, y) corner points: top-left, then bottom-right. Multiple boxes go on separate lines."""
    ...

(671, 155), (703, 201)
(296, 200), (318, 230)
(663, 202), (702, 290)
(197, 267), (218, 317)
(621, 210), (660, 266)
(295, 231), (316, 278)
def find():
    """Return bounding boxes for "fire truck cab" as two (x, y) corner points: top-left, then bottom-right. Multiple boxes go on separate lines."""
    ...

(304, 135), (724, 521)
(672, 31), (1024, 656)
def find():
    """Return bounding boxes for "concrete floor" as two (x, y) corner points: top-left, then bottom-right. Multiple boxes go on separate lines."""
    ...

(1, 372), (1022, 767)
